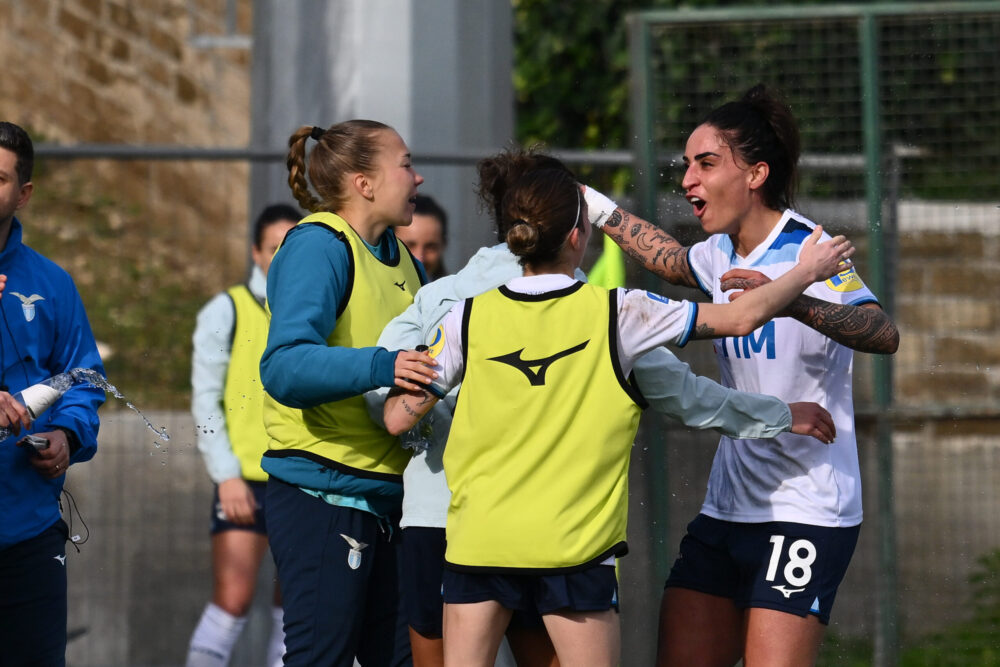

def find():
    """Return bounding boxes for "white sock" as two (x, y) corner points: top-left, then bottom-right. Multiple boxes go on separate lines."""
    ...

(185, 602), (247, 667)
(267, 606), (286, 667)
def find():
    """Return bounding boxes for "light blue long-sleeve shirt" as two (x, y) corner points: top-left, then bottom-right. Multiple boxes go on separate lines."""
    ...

(190, 265), (266, 484)
(370, 243), (793, 528)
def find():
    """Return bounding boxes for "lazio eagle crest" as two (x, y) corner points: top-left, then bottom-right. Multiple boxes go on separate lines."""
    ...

(341, 534), (368, 570)
(10, 292), (44, 322)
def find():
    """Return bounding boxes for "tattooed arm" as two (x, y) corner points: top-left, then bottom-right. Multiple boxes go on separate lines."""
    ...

(384, 386), (440, 436)
(689, 227), (854, 339)
(784, 299), (899, 354)
(383, 302), (465, 434)
(721, 269), (899, 354)
(584, 185), (699, 288)
(600, 208), (701, 289)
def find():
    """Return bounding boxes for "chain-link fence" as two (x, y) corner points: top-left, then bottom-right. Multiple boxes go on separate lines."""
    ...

(626, 3), (1000, 665)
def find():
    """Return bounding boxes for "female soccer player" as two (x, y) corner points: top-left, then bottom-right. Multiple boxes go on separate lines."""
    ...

(383, 165), (852, 666)
(259, 120), (437, 666)
(186, 203), (297, 667)
(584, 84), (899, 666)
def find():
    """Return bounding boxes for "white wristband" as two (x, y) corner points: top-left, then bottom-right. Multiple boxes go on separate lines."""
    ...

(583, 186), (618, 228)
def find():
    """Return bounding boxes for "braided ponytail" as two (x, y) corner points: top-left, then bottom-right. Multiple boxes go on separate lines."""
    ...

(284, 119), (392, 214)
(286, 126), (323, 212)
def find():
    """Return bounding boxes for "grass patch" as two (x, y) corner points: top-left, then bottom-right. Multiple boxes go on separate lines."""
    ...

(20, 161), (235, 410)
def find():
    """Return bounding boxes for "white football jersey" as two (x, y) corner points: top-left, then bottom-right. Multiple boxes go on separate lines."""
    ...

(688, 210), (879, 527)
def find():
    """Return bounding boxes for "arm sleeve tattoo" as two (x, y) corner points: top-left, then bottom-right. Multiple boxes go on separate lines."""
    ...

(784, 298), (899, 354)
(602, 209), (699, 289)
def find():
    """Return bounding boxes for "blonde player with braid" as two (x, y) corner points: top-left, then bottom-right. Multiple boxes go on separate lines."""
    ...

(260, 120), (437, 666)
(383, 165), (852, 666)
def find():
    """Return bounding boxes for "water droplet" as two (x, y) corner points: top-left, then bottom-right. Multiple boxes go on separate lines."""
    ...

(68, 367), (172, 442)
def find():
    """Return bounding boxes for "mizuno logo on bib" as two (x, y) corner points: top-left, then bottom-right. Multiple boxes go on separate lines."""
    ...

(487, 340), (589, 386)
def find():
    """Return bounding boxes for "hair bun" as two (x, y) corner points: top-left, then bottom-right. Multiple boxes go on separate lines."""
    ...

(505, 216), (540, 257)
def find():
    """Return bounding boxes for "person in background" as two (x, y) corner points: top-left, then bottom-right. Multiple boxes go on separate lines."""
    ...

(584, 83), (899, 666)
(0, 121), (106, 666)
(185, 203), (299, 667)
(395, 193), (448, 280)
(260, 119), (436, 667)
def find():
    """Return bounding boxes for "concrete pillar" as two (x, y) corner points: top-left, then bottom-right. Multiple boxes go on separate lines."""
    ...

(249, 0), (514, 269)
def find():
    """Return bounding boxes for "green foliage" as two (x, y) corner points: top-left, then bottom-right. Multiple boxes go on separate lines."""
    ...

(895, 549), (1000, 665)
(970, 550), (1000, 626)
(513, 0), (676, 192)
(512, 0), (840, 193)
(513, 1), (1000, 200)
(879, 16), (1000, 199)
(817, 633), (872, 666)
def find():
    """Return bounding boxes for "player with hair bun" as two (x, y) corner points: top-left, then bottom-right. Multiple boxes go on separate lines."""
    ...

(585, 84), (899, 666)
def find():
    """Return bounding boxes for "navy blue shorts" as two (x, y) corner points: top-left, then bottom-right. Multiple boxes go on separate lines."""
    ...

(401, 527), (550, 638)
(664, 514), (860, 624)
(0, 520), (69, 666)
(442, 563), (619, 615)
(400, 527), (447, 638)
(210, 480), (268, 535)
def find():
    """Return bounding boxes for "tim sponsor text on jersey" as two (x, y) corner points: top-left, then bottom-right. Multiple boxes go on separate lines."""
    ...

(716, 321), (776, 360)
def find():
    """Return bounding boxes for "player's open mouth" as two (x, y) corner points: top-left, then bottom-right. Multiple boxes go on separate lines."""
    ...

(687, 195), (706, 216)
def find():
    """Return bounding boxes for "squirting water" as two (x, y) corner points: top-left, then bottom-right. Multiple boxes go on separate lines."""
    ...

(69, 368), (171, 441)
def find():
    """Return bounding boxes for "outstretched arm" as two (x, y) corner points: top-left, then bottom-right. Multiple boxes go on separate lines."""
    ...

(634, 348), (835, 443)
(788, 402), (837, 443)
(384, 307), (464, 435)
(584, 187), (699, 288)
(690, 227), (854, 339)
(721, 270), (899, 354)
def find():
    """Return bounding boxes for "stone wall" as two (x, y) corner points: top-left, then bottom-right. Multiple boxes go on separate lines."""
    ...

(894, 204), (1000, 406)
(0, 0), (253, 294)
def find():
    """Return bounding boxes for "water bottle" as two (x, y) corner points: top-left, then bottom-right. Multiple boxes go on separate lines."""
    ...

(0, 373), (74, 440)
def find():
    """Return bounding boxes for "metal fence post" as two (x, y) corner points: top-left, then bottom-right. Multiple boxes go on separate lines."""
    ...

(627, 12), (673, 582)
(860, 12), (899, 667)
